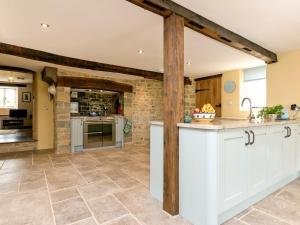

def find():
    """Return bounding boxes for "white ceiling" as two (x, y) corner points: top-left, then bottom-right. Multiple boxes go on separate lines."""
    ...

(0, 0), (298, 78)
(175, 0), (300, 54)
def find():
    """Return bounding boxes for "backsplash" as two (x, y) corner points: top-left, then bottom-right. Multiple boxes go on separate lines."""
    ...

(71, 91), (121, 115)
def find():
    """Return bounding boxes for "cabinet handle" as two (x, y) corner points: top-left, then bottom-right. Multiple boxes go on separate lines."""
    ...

(284, 126), (289, 138)
(249, 130), (255, 145)
(245, 131), (250, 146)
(288, 127), (291, 137)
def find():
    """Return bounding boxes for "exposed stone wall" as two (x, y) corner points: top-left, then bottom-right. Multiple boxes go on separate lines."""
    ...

(123, 87), (133, 143)
(184, 79), (196, 115)
(73, 91), (120, 115)
(55, 69), (195, 147)
(131, 80), (163, 145)
(54, 86), (71, 153)
(0, 141), (37, 153)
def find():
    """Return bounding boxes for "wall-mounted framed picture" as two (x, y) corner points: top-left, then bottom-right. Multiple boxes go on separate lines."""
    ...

(22, 92), (31, 102)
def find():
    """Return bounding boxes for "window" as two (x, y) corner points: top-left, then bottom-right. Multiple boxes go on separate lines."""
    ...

(241, 66), (266, 111)
(0, 87), (18, 108)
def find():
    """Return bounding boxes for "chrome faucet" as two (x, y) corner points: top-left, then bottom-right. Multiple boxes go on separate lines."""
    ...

(241, 97), (255, 122)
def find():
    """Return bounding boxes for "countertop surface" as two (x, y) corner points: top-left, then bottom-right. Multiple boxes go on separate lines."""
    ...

(151, 118), (300, 130)
(70, 116), (115, 122)
(71, 115), (123, 120)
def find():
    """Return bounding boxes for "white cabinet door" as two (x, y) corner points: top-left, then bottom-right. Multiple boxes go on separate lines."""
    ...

(150, 125), (164, 202)
(268, 126), (284, 185)
(71, 118), (83, 152)
(247, 127), (268, 195)
(296, 124), (300, 171)
(283, 125), (296, 176)
(220, 129), (248, 212)
(115, 116), (124, 147)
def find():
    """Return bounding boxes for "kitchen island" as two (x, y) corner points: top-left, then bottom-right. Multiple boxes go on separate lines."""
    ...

(150, 119), (300, 225)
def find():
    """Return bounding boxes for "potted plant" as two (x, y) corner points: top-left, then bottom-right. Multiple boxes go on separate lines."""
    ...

(258, 105), (284, 121)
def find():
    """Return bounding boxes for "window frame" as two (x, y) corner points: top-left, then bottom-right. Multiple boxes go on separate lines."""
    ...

(240, 66), (267, 112)
(0, 87), (18, 109)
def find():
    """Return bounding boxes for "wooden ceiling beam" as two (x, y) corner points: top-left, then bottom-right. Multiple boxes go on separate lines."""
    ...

(126, 0), (278, 64)
(57, 76), (133, 93)
(0, 65), (34, 74)
(0, 42), (192, 85)
(194, 74), (222, 81)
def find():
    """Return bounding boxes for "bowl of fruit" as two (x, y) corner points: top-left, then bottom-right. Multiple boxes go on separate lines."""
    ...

(192, 104), (216, 123)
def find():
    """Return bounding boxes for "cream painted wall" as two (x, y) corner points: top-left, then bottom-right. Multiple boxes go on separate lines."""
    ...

(267, 49), (300, 116)
(34, 73), (54, 150)
(18, 84), (33, 117)
(221, 49), (300, 119)
(221, 69), (248, 118)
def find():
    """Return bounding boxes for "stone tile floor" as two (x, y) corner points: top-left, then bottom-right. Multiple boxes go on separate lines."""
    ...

(0, 145), (190, 225)
(0, 145), (300, 225)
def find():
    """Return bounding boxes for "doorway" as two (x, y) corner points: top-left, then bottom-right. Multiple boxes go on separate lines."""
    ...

(0, 69), (34, 143)
(195, 74), (222, 117)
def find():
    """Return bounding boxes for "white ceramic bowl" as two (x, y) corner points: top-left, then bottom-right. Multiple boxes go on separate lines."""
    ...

(193, 113), (216, 119)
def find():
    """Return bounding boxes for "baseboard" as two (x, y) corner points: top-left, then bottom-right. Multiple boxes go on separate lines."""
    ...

(219, 172), (300, 224)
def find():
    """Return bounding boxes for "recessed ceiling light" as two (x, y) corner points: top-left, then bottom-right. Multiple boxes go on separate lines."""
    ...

(186, 61), (192, 66)
(138, 49), (144, 54)
(40, 23), (50, 28)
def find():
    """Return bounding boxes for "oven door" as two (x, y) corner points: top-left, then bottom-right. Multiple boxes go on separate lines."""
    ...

(102, 121), (115, 147)
(83, 122), (103, 149)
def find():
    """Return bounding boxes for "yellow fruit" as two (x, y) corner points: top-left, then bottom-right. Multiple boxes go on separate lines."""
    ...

(202, 104), (215, 113)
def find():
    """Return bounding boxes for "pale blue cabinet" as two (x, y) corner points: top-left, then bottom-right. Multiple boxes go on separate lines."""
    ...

(71, 118), (84, 152)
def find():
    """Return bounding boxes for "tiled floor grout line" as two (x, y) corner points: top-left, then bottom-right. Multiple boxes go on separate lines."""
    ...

(274, 192), (300, 206)
(111, 193), (144, 225)
(277, 187), (300, 198)
(99, 213), (131, 225)
(50, 185), (79, 193)
(274, 188), (284, 197)
(65, 216), (94, 225)
(101, 168), (148, 196)
(68, 159), (89, 185)
(250, 207), (294, 225)
(67, 158), (103, 225)
(49, 158), (55, 168)
(0, 148), (211, 225)
(119, 168), (149, 188)
(235, 218), (250, 225)
(92, 148), (179, 223)
(75, 186), (101, 225)
(51, 195), (82, 205)
(87, 152), (106, 165)
(86, 150), (149, 225)
(236, 208), (254, 220)
(43, 169), (58, 225)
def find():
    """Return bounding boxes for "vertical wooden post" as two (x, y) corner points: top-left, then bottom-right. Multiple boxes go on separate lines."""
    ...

(163, 13), (184, 215)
